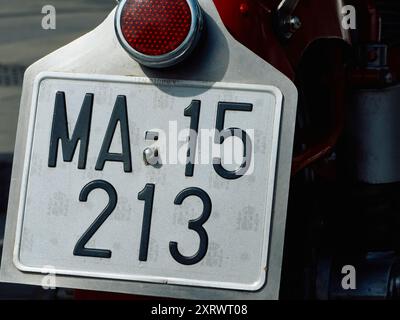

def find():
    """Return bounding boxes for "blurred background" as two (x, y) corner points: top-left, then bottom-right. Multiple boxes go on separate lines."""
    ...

(0, 0), (116, 299)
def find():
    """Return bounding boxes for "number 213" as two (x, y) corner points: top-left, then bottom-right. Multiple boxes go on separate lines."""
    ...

(74, 180), (212, 266)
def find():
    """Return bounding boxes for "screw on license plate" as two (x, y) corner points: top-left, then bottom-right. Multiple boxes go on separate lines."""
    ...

(143, 147), (160, 166)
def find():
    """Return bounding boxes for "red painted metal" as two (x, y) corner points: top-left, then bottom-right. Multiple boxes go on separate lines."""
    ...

(213, 0), (294, 79)
(212, 0), (350, 175)
(388, 46), (400, 81)
(212, 0), (350, 79)
(284, 0), (351, 66)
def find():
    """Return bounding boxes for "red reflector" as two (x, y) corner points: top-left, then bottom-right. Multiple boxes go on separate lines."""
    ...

(116, 0), (203, 68)
(120, 0), (192, 56)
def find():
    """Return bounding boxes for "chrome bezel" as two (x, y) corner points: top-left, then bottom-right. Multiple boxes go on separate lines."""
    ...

(115, 0), (203, 68)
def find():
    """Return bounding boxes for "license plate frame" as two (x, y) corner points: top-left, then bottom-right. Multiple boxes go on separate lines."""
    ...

(11, 72), (283, 292)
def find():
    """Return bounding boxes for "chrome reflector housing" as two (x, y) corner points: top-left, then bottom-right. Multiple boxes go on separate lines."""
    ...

(115, 0), (203, 68)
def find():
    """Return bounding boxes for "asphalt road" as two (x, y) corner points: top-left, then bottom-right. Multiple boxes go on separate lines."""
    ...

(0, 0), (117, 299)
(0, 0), (117, 154)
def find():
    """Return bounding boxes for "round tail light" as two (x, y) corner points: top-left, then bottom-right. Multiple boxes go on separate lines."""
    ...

(115, 0), (203, 68)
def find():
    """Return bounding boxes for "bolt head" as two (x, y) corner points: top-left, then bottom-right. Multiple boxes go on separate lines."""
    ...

(143, 147), (159, 166)
(289, 16), (302, 31)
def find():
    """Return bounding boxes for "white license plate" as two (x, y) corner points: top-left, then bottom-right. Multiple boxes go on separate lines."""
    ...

(14, 72), (282, 291)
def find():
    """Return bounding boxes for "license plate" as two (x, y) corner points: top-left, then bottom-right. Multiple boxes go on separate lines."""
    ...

(13, 72), (282, 291)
